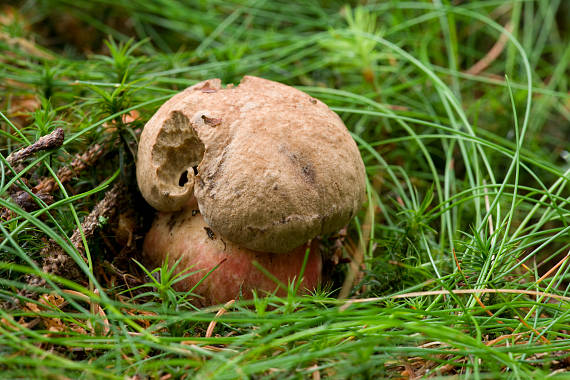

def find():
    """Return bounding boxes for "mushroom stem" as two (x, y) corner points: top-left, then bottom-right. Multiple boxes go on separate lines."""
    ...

(143, 201), (322, 306)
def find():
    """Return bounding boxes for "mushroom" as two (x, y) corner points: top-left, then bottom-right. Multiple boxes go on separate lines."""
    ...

(137, 76), (366, 253)
(137, 76), (366, 304)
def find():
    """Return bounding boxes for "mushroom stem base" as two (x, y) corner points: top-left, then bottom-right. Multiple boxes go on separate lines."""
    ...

(143, 206), (322, 307)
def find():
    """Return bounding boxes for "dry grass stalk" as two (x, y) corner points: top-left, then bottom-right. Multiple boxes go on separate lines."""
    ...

(205, 299), (235, 338)
(465, 22), (513, 75)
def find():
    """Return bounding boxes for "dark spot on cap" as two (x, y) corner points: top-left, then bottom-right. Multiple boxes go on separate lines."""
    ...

(285, 149), (315, 184)
(201, 115), (222, 127)
(301, 164), (315, 183)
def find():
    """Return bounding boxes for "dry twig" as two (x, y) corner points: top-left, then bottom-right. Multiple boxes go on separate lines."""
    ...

(6, 128), (64, 167)
(34, 143), (105, 194)
(23, 182), (125, 294)
(2, 143), (106, 218)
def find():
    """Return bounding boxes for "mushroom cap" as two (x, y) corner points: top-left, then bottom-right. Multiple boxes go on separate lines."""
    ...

(143, 200), (322, 307)
(137, 76), (366, 253)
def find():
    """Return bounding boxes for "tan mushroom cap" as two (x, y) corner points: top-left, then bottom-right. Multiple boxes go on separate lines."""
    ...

(137, 76), (366, 253)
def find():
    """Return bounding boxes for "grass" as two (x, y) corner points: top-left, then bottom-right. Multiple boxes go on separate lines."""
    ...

(1, 0), (569, 378)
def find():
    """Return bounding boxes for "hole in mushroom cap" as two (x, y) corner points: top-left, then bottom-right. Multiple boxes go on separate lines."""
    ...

(152, 111), (205, 197)
(178, 170), (189, 187)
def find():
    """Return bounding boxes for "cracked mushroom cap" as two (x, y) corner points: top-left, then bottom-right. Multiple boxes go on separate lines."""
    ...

(137, 76), (366, 253)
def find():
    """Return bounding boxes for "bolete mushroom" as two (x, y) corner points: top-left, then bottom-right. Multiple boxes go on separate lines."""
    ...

(137, 76), (366, 253)
(137, 76), (366, 305)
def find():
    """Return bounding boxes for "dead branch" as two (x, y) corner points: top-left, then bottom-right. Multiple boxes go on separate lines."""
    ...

(22, 182), (125, 295)
(69, 182), (125, 260)
(6, 128), (64, 167)
(1, 143), (106, 221)
(34, 143), (105, 194)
